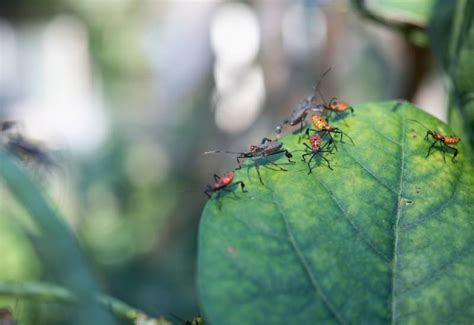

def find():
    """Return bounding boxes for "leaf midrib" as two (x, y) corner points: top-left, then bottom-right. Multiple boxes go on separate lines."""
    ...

(391, 115), (406, 325)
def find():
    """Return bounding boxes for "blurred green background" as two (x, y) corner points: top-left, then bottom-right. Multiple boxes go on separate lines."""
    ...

(0, 0), (443, 323)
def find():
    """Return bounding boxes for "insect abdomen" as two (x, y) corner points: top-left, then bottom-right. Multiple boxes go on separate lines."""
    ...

(444, 136), (460, 144)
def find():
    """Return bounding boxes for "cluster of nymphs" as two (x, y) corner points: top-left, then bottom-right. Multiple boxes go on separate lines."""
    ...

(203, 68), (462, 199)
(203, 68), (355, 198)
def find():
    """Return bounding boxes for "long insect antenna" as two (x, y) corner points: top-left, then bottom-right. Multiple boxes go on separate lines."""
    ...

(312, 67), (332, 104)
(408, 119), (431, 131)
(204, 150), (241, 155)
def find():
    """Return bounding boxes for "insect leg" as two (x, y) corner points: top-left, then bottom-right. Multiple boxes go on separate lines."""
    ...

(426, 140), (438, 158)
(302, 152), (312, 162)
(255, 164), (264, 185)
(213, 174), (221, 182)
(236, 156), (244, 169)
(306, 154), (315, 174)
(343, 131), (355, 145)
(424, 131), (430, 141)
(320, 154), (333, 170)
(260, 137), (273, 144)
(261, 157), (288, 171)
(444, 143), (458, 162)
(234, 181), (247, 193)
(204, 189), (212, 198)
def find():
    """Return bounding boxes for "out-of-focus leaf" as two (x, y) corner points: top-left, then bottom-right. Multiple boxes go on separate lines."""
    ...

(198, 101), (473, 323)
(429, 0), (474, 147)
(367, 0), (434, 26)
(0, 150), (113, 324)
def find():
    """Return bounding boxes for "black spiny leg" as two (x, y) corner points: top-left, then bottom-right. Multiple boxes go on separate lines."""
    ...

(236, 156), (244, 169)
(426, 140), (438, 158)
(255, 164), (264, 185)
(424, 131), (430, 141)
(306, 154), (315, 174)
(213, 174), (221, 182)
(260, 137), (272, 144)
(204, 187), (213, 198)
(260, 156), (287, 171)
(320, 154), (333, 170)
(444, 143), (458, 162)
(234, 181), (247, 193)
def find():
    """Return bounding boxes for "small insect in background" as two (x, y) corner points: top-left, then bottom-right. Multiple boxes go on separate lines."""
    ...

(275, 68), (331, 136)
(0, 120), (57, 168)
(301, 134), (335, 173)
(409, 119), (461, 162)
(204, 171), (246, 198)
(170, 313), (203, 325)
(305, 114), (354, 150)
(205, 137), (294, 185)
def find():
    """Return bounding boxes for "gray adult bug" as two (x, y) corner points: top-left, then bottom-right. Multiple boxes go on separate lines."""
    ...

(276, 68), (331, 135)
(205, 137), (295, 185)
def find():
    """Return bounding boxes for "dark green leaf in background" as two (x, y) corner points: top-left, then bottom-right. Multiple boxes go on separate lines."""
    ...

(198, 101), (473, 324)
(429, 0), (474, 148)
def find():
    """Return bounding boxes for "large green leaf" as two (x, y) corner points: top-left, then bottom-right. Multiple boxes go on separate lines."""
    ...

(429, 0), (474, 147)
(198, 101), (473, 324)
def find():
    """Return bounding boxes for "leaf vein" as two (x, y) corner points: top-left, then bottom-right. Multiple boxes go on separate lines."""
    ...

(316, 179), (391, 264)
(391, 116), (407, 325)
(270, 190), (347, 325)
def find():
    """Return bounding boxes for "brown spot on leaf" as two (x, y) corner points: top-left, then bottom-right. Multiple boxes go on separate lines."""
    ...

(227, 246), (236, 255)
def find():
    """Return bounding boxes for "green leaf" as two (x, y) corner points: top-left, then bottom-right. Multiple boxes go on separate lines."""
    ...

(429, 0), (474, 147)
(198, 101), (474, 324)
(367, 0), (434, 26)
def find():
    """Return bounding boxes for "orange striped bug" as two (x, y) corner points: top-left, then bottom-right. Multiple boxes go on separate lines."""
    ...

(205, 138), (294, 185)
(301, 134), (335, 173)
(410, 119), (461, 162)
(204, 171), (246, 198)
(305, 114), (354, 150)
(310, 69), (353, 120)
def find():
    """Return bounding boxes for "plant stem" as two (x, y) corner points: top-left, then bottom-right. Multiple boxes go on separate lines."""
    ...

(0, 281), (167, 323)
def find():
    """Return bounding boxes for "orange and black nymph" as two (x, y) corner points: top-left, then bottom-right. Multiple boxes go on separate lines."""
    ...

(301, 134), (335, 173)
(410, 120), (461, 162)
(204, 171), (247, 198)
(305, 114), (354, 149)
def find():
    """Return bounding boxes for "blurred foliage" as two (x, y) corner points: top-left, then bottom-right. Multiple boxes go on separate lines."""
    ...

(0, 150), (113, 324)
(199, 101), (474, 323)
(429, 0), (474, 148)
(366, 0), (434, 25)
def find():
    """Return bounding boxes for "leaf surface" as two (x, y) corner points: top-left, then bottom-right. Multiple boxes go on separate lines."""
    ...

(198, 101), (474, 324)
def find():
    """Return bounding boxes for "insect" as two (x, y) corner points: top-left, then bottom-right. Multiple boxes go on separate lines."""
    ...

(301, 134), (335, 173)
(275, 68), (332, 135)
(0, 120), (56, 167)
(410, 119), (461, 162)
(320, 97), (354, 119)
(170, 313), (203, 325)
(305, 114), (354, 149)
(205, 138), (294, 185)
(204, 171), (246, 198)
